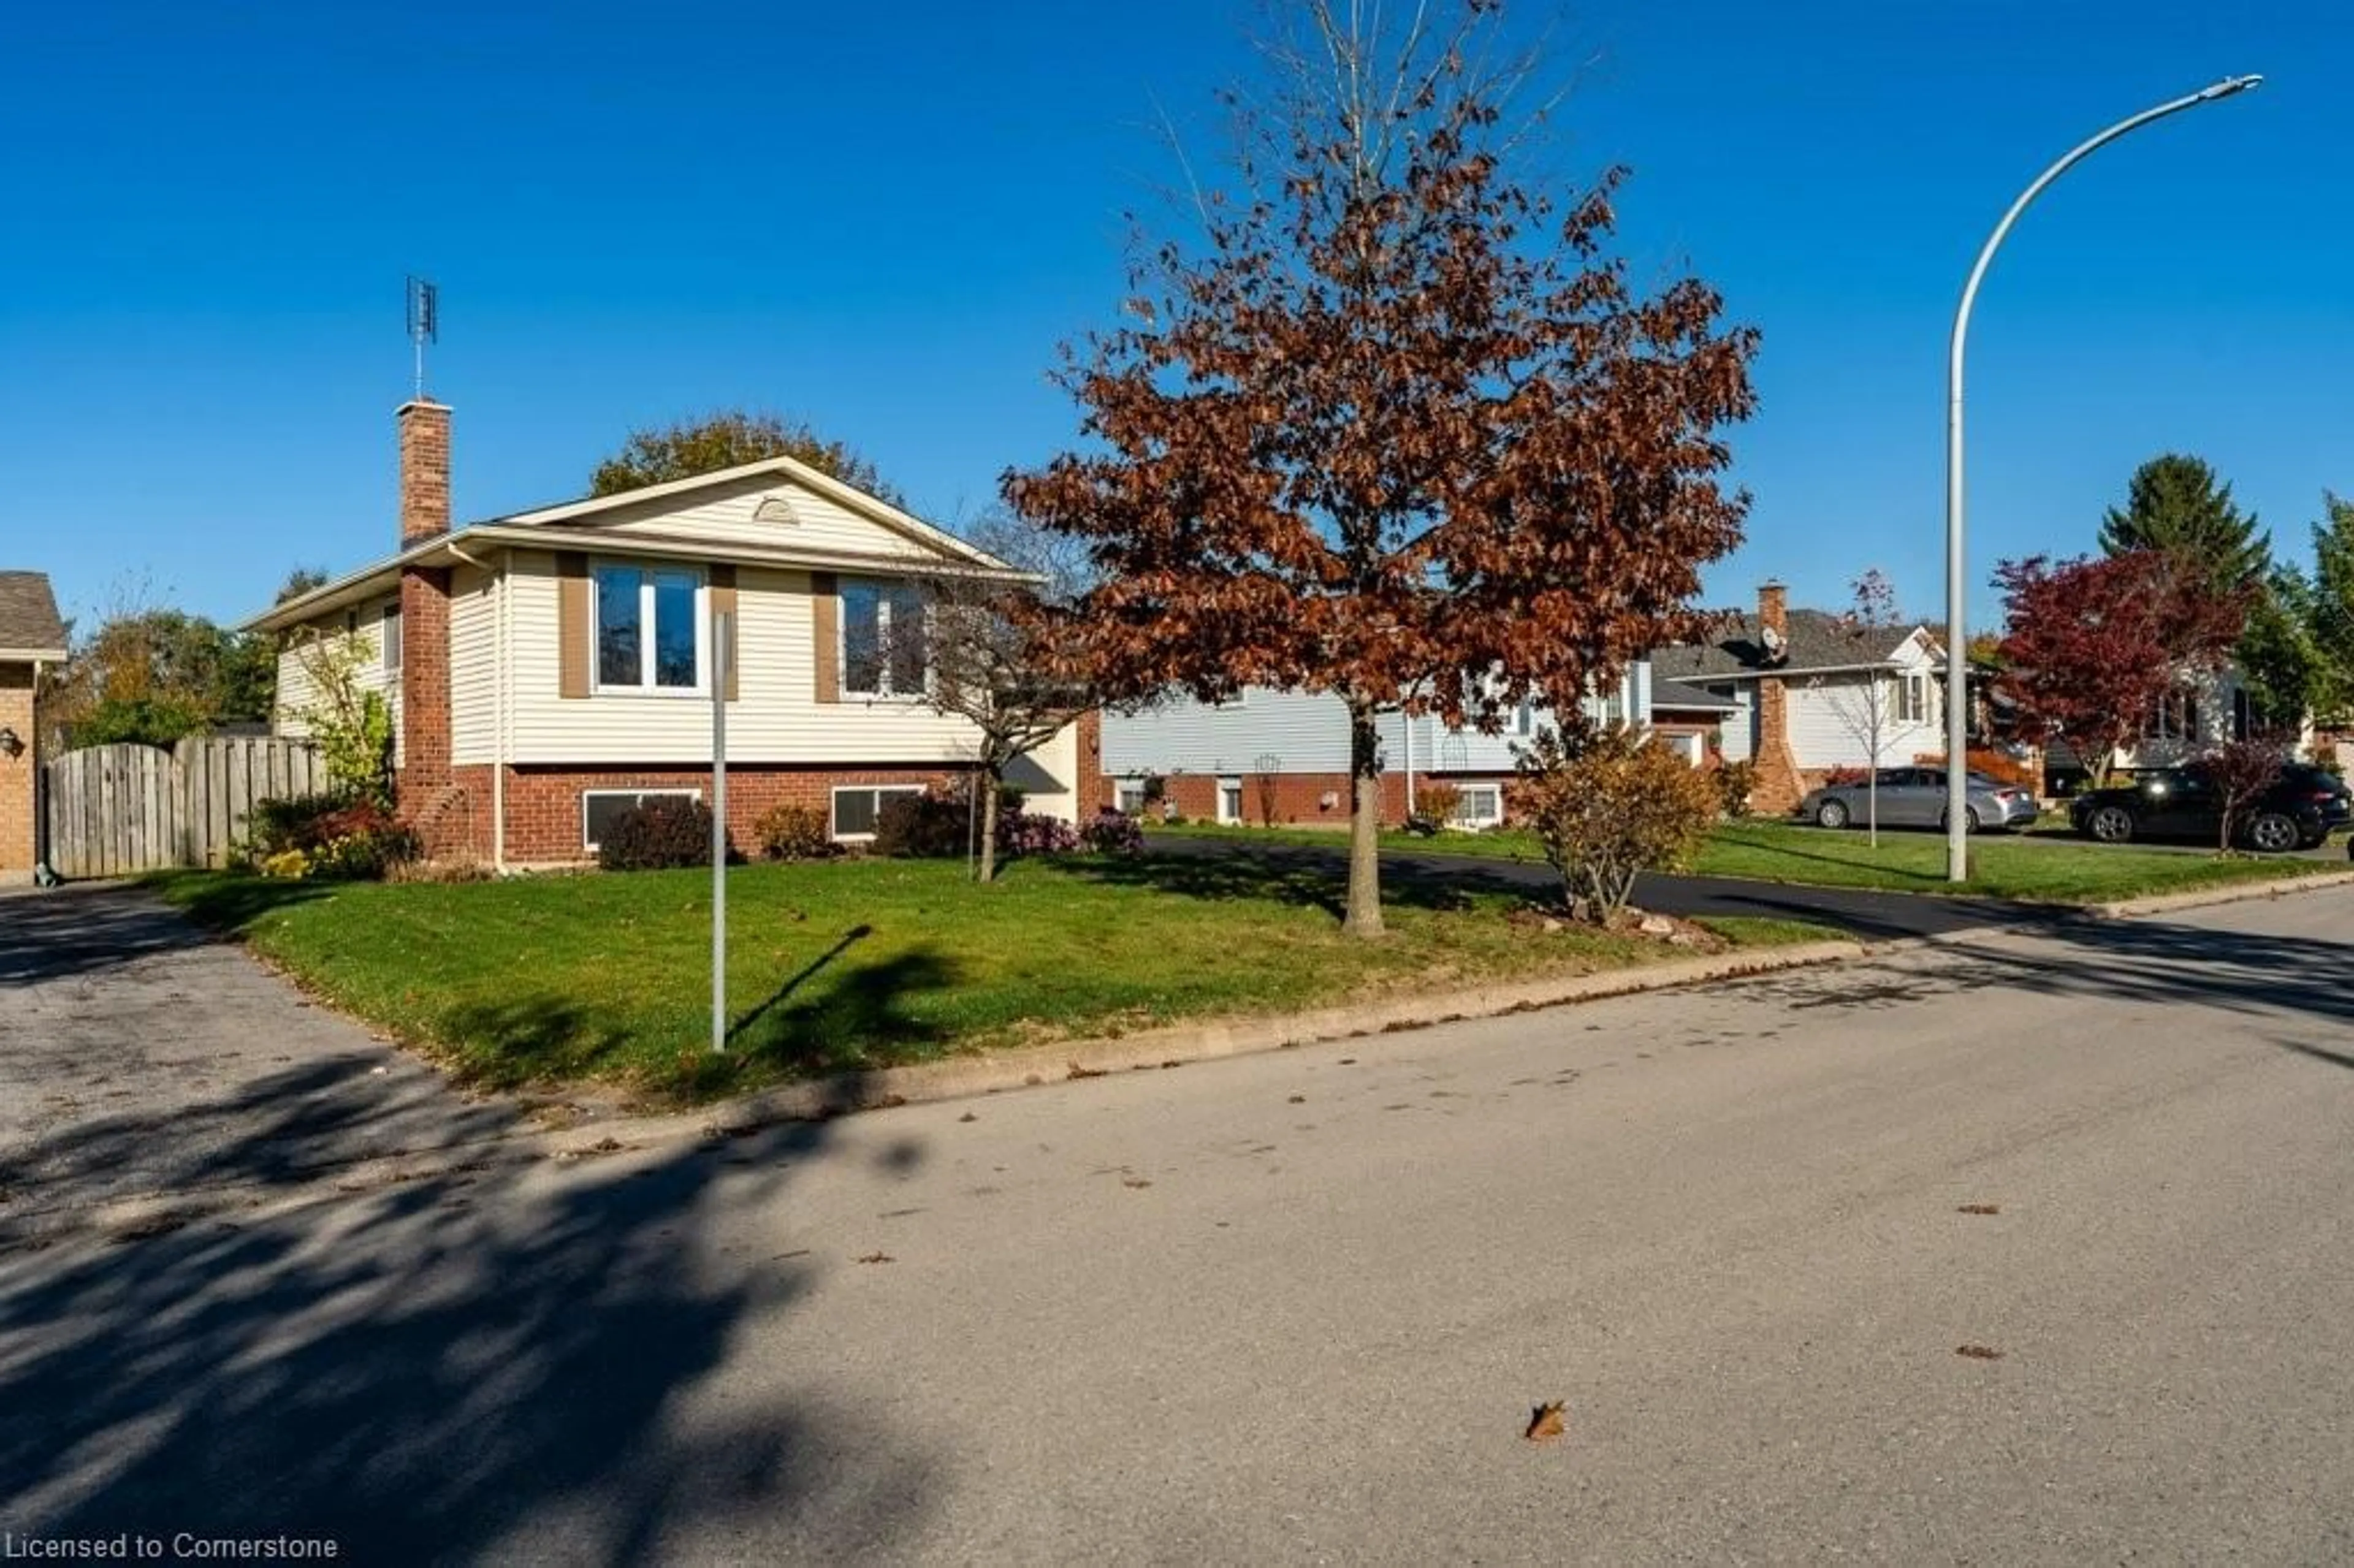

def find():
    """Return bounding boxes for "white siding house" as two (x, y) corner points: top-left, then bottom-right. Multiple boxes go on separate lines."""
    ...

(249, 402), (1082, 864)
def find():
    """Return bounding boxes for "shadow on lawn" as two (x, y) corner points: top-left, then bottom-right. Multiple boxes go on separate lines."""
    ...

(439, 945), (964, 1102)
(0, 1100), (942, 1558)
(1067, 845), (1489, 917)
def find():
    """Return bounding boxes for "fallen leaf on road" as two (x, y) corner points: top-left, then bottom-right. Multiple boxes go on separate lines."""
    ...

(1122, 1177), (1152, 1189)
(1957, 1203), (2001, 1216)
(1956, 1344), (2003, 1360)
(855, 1252), (895, 1265)
(1068, 1062), (1108, 1080)
(1525, 1402), (1567, 1442)
(958, 1111), (978, 1123)
(1287, 1094), (1307, 1104)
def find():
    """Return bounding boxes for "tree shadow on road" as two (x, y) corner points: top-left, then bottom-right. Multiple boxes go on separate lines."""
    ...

(0, 882), (318, 987)
(1934, 912), (2354, 1059)
(0, 1112), (941, 1561)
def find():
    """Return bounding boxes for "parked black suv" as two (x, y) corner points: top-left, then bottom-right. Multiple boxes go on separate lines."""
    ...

(2070, 763), (2352, 851)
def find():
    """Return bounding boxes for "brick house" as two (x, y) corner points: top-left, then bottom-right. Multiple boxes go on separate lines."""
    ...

(0, 571), (70, 885)
(1652, 581), (1948, 816)
(243, 400), (1082, 868)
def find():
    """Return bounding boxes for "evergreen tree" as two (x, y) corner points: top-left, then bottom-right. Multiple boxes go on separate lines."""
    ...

(2304, 492), (2354, 726)
(2098, 453), (2271, 593)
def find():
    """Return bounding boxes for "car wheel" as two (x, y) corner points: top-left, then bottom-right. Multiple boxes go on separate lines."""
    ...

(2244, 812), (2300, 854)
(1938, 807), (1981, 834)
(2085, 805), (2135, 844)
(1815, 799), (1849, 830)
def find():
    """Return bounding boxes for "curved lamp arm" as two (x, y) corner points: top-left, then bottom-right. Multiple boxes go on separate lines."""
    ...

(1943, 74), (2262, 883)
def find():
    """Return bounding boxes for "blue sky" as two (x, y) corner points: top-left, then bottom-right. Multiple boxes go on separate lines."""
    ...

(2, 1), (2344, 636)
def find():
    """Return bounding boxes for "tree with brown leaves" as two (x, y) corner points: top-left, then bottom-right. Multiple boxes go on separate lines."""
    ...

(1002, 0), (1758, 935)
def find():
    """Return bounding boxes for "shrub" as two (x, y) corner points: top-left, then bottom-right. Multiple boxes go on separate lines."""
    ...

(1079, 808), (1146, 855)
(753, 802), (835, 862)
(598, 796), (722, 872)
(1416, 782), (1464, 827)
(259, 848), (312, 880)
(1404, 812), (1442, 837)
(1712, 759), (1758, 818)
(1000, 811), (1081, 856)
(872, 790), (970, 859)
(248, 793), (355, 856)
(1822, 765), (1867, 788)
(1511, 727), (1719, 925)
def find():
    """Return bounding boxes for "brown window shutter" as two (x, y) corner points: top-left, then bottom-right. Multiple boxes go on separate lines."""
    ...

(811, 571), (839, 704)
(557, 552), (590, 699)
(708, 565), (739, 701)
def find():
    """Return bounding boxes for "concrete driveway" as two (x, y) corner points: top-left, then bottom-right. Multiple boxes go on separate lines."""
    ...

(0, 884), (539, 1247)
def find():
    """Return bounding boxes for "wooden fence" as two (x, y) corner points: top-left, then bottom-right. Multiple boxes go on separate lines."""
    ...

(42, 737), (326, 878)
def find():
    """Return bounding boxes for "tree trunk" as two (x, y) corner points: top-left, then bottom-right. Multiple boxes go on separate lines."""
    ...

(1344, 699), (1385, 937)
(978, 764), (1002, 883)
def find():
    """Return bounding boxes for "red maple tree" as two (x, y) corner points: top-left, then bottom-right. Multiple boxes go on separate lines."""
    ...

(1002, 2), (1758, 934)
(1992, 550), (2248, 785)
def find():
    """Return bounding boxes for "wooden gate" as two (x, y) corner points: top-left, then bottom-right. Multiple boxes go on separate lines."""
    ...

(42, 737), (325, 878)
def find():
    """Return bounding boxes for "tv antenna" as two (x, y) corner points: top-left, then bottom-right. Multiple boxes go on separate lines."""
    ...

(405, 276), (440, 400)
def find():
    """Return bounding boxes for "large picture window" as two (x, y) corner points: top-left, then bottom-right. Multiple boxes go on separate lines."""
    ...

(830, 785), (926, 839)
(841, 580), (929, 698)
(595, 564), (703, 692)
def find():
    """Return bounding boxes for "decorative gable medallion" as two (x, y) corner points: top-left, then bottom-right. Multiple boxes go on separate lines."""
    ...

(752, 493), (801, 525)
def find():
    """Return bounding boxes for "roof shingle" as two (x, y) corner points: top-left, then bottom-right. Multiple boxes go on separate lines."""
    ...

(1651, 609), (1916, 681)
(0, 571), (67, 657)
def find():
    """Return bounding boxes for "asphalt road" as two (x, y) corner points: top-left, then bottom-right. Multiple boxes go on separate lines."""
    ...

(5, 889), (2353, 1562)
(1148, 831), (2072, 939)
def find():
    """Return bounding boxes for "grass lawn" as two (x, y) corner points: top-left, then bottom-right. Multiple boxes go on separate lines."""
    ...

(1148, 818), (2344, 904)
(148, 853), (1832, 1106)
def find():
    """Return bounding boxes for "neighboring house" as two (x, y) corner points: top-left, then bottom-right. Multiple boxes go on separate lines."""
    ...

(0, 571), (70, 884)
(1651, 582), (1947, 816)
(244, 400), (1081, 868)
(1097, 664), (1680, 829)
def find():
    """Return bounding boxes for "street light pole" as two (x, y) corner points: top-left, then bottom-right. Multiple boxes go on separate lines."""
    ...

(1944, 74), (2261, 883)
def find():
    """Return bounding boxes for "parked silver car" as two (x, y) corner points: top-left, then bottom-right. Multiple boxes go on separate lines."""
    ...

(1797, 767), (2038, 833)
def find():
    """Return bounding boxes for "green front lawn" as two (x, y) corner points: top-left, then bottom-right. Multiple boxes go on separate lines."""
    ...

(150, 854), (1824, 1106)
(1149, 818), (2342, 903)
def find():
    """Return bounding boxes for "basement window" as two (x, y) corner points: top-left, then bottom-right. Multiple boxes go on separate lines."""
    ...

(582, 789), (701, 852)
(831, 785), (926, 840)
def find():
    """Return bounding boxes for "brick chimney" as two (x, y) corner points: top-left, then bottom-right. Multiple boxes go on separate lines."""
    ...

(1758, 579), (1788, 644)
(398, 399), (451, 544)
(1750, 579), (1807, 815)
(395, 400), (459, 853)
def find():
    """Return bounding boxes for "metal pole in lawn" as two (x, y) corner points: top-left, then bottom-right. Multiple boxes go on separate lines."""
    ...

(712, 607), (732, 1054)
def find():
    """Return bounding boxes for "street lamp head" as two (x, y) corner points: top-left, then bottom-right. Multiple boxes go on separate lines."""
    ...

(2198, 74), (2264, 100)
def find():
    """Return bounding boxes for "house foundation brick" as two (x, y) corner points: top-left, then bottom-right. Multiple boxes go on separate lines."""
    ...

(492, 764), (967, 864)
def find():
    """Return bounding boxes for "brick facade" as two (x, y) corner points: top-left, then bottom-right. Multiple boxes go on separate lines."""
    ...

(0, 664), (33, 881)
(492, 763), (964, 864)
(1111, 765), (1501, 830)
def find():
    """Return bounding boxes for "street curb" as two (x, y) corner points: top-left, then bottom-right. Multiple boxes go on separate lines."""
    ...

(606, 937), (1875, 1142)
(2092, 867), (2354, 920)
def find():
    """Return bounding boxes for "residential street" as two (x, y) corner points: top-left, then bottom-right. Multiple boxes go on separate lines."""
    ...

(4, 888), (2353, 1563)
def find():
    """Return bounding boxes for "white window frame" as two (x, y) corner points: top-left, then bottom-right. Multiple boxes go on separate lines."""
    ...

(830, 784), (928, 842)
(591, 561), (707, 696)
(1453, 783), (1504, 828)
(381, 601), (402, 674)
(1216, 776), (1244, 825)
(1114, 777), (1149, 815)
(839, 579), (931, 701)
(581, 788), (702, 852)
(1895, 672), (1931, 725)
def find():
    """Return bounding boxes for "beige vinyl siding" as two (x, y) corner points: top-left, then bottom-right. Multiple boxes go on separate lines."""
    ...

(449, 563), (498, 765)
(273, 600), (402, 766)
(502, 552), (989, 766)
(1787, 649), (1945, 771)
(594, 474), (936, 560)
